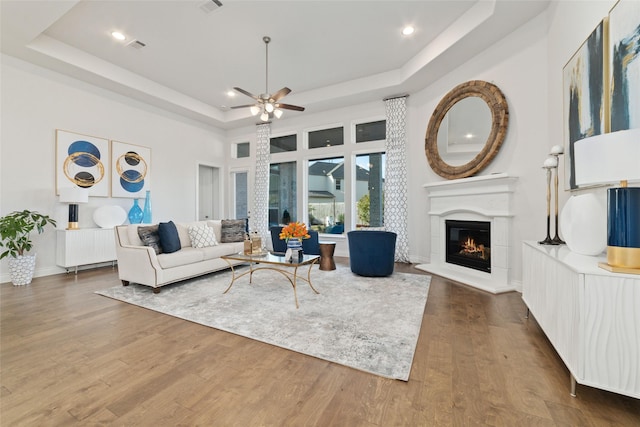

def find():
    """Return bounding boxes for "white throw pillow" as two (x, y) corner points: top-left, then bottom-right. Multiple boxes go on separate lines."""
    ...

(188, 225), (218, 248)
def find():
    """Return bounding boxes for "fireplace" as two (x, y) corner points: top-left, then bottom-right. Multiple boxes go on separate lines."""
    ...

(446, 220), (491, 273)
(416, 173), (517, 294)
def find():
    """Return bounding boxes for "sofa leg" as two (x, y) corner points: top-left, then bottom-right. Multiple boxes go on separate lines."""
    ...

(121, 280), (130, 286)
(153, 288), (161, 294)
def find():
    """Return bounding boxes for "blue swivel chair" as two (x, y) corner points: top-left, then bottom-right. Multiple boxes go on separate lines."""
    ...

(347, 230), (397, 277)
(270, 226), (320, 255)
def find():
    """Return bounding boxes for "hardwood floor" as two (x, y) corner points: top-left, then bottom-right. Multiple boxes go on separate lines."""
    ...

(1, 259), (639, 426)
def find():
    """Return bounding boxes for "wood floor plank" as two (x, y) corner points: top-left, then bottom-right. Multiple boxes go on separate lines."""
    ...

(1, 261), (639, 426)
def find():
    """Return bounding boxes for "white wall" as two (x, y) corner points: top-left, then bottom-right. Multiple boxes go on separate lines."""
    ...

(1, 55), (227, 282)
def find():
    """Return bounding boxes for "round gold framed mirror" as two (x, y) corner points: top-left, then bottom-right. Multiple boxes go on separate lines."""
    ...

(425, 80), (508, 179)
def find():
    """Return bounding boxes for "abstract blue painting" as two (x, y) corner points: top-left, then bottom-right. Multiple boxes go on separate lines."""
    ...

(563, 21), (605, 190)
(56, 129), (109, 197)
(111, 140), (151, 198)
(609, 0), (640, 132)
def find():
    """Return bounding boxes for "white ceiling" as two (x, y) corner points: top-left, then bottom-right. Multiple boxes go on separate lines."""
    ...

(1, 0), (550, 129)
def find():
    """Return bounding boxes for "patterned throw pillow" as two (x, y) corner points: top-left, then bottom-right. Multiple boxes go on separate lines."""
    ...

(137, 225), (163, 255)
(188, 225), (218, 248)
(221, 219), (246, 243)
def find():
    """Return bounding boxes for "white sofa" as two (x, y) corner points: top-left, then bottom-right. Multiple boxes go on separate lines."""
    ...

(114, 220), (245, 293)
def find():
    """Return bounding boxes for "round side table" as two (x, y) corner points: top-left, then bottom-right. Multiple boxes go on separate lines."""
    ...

(318, 241), (336, 271)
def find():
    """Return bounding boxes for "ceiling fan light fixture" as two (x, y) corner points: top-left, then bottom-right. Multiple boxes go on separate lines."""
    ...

(265, 102), (274, 113)
(250, 105), (261, 116)
(274, 109), (283, 119)
(260, 111), (269, 122)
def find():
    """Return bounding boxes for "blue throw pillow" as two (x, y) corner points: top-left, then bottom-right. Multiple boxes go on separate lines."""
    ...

(158, 221), (181, 253)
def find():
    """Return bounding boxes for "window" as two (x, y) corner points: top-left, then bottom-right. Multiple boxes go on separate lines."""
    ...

(233, 171), (248, 219)
(308, 127), (344, 149)
(356, 120), (386, 143)
(308, 157), (345, 234)
(270, 134), (297, 153)
(335, 179), (341, 190)
(236, 142), (250, 158)
(355, 152), (385, 228)
(269, 162), (296, 226)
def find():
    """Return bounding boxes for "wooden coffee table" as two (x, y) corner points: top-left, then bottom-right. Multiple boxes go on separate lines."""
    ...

(221, 252), (320, 308)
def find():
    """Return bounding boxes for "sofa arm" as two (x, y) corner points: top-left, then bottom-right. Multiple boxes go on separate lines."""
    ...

(115, 243), (161, 287)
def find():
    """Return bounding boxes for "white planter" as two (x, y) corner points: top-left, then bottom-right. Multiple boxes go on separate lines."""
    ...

(8, 254), (36, 286)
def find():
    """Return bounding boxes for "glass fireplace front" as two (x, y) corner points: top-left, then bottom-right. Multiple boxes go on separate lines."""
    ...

(445, 220), (491, 273)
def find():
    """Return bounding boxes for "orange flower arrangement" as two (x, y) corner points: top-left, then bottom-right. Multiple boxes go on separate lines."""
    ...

(279, 221), (310, 241)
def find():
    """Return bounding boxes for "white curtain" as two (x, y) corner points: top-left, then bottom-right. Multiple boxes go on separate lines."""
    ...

(384, 96), (410, 263)
(253, 123), (271, 245)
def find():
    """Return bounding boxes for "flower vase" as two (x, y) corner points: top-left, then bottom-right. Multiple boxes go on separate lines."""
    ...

(286, 237), (303, 251)
(128, 199), (143, 224)
(286, 237), (303, 262)
(142, 190), (152, 224)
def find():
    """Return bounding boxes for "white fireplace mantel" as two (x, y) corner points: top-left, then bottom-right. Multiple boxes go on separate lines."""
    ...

(416, 173), (518, 294)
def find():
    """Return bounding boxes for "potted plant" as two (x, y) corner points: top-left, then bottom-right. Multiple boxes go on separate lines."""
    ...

(0, 210), (56, 286)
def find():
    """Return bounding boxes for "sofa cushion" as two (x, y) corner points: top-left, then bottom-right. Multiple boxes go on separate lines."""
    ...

(221, 219), (246, 243)
(201, 241), (245, 260)
(158, 221), (181, 254)
(156, 247), (204, 269)
(188, 224), (218, 248)
(126, 224), (144, 246)
(207, 220), (223, 244)
(138, 225), (163, 254)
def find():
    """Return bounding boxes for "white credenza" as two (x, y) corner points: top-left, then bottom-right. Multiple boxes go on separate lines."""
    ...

(522, 241), (639, 399)
(56, 228), (117, 273)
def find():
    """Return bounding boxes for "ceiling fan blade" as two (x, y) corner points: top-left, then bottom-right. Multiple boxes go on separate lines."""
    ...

(276, 103), (305, 112)
(271, 87), (291, 102)
(233, 87), (259, 100)
(230, 104), (258, 109)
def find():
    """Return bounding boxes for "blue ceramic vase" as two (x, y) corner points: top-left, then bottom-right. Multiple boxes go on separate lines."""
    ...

(128, 199), (143, 224)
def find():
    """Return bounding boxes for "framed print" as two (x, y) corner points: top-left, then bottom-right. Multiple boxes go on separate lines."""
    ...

(111, 140), (151, 198)
(563, 20), (606, 190)
(56, 129), (109, 197)
(609, 0), (640, 132)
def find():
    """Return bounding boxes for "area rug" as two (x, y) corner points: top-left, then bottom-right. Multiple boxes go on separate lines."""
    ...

(96, 265), (431, 381)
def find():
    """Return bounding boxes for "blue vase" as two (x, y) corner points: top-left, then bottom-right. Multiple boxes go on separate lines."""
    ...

(128, 199), (143, 224)
(286, 237), (303, 250)
(142, 190), (152, 223)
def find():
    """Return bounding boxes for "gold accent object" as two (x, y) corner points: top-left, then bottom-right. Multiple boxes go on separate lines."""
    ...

(67, 222), (79, 230)
(604, 246), (640, 271)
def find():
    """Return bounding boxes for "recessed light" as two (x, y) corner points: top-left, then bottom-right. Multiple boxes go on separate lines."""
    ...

(402, 26), (415, 36)
(112, 31), (126, 41)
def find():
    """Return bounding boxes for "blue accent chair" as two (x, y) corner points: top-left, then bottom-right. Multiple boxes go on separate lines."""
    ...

(270, 226), (320, 255)
(347, 230), (397, 277)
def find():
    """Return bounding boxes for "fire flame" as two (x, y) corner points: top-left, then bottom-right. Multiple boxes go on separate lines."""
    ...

(461, 236), (480, 253)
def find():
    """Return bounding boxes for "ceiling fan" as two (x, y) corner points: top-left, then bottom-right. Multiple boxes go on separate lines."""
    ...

(231, 36), (305, 121)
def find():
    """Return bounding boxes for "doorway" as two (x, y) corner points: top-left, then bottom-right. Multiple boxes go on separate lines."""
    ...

(198, 164), (220, 220)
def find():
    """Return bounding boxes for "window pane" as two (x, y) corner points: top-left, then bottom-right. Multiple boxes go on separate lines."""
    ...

(236, 142), (250, 158)
(269, 162), (297, 226)
(234, 172), (248, 219)
(356, 120), (386, 143)
(308, 127), (344, 149)
(270, 134), (297, 153)
(308, 157), (345, 234)
(355, 152), (385, 228)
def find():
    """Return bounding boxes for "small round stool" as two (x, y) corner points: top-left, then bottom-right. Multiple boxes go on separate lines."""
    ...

(318, 241), (336, 271)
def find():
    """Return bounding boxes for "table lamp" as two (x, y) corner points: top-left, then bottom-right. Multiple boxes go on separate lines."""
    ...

(59, 186), (89, 230)
(574, 128), (640, 273)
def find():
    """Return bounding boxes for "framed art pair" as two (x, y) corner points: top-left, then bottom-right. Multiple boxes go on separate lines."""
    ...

(55, 129), (151, 198)
(563, 0), (639, 190)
